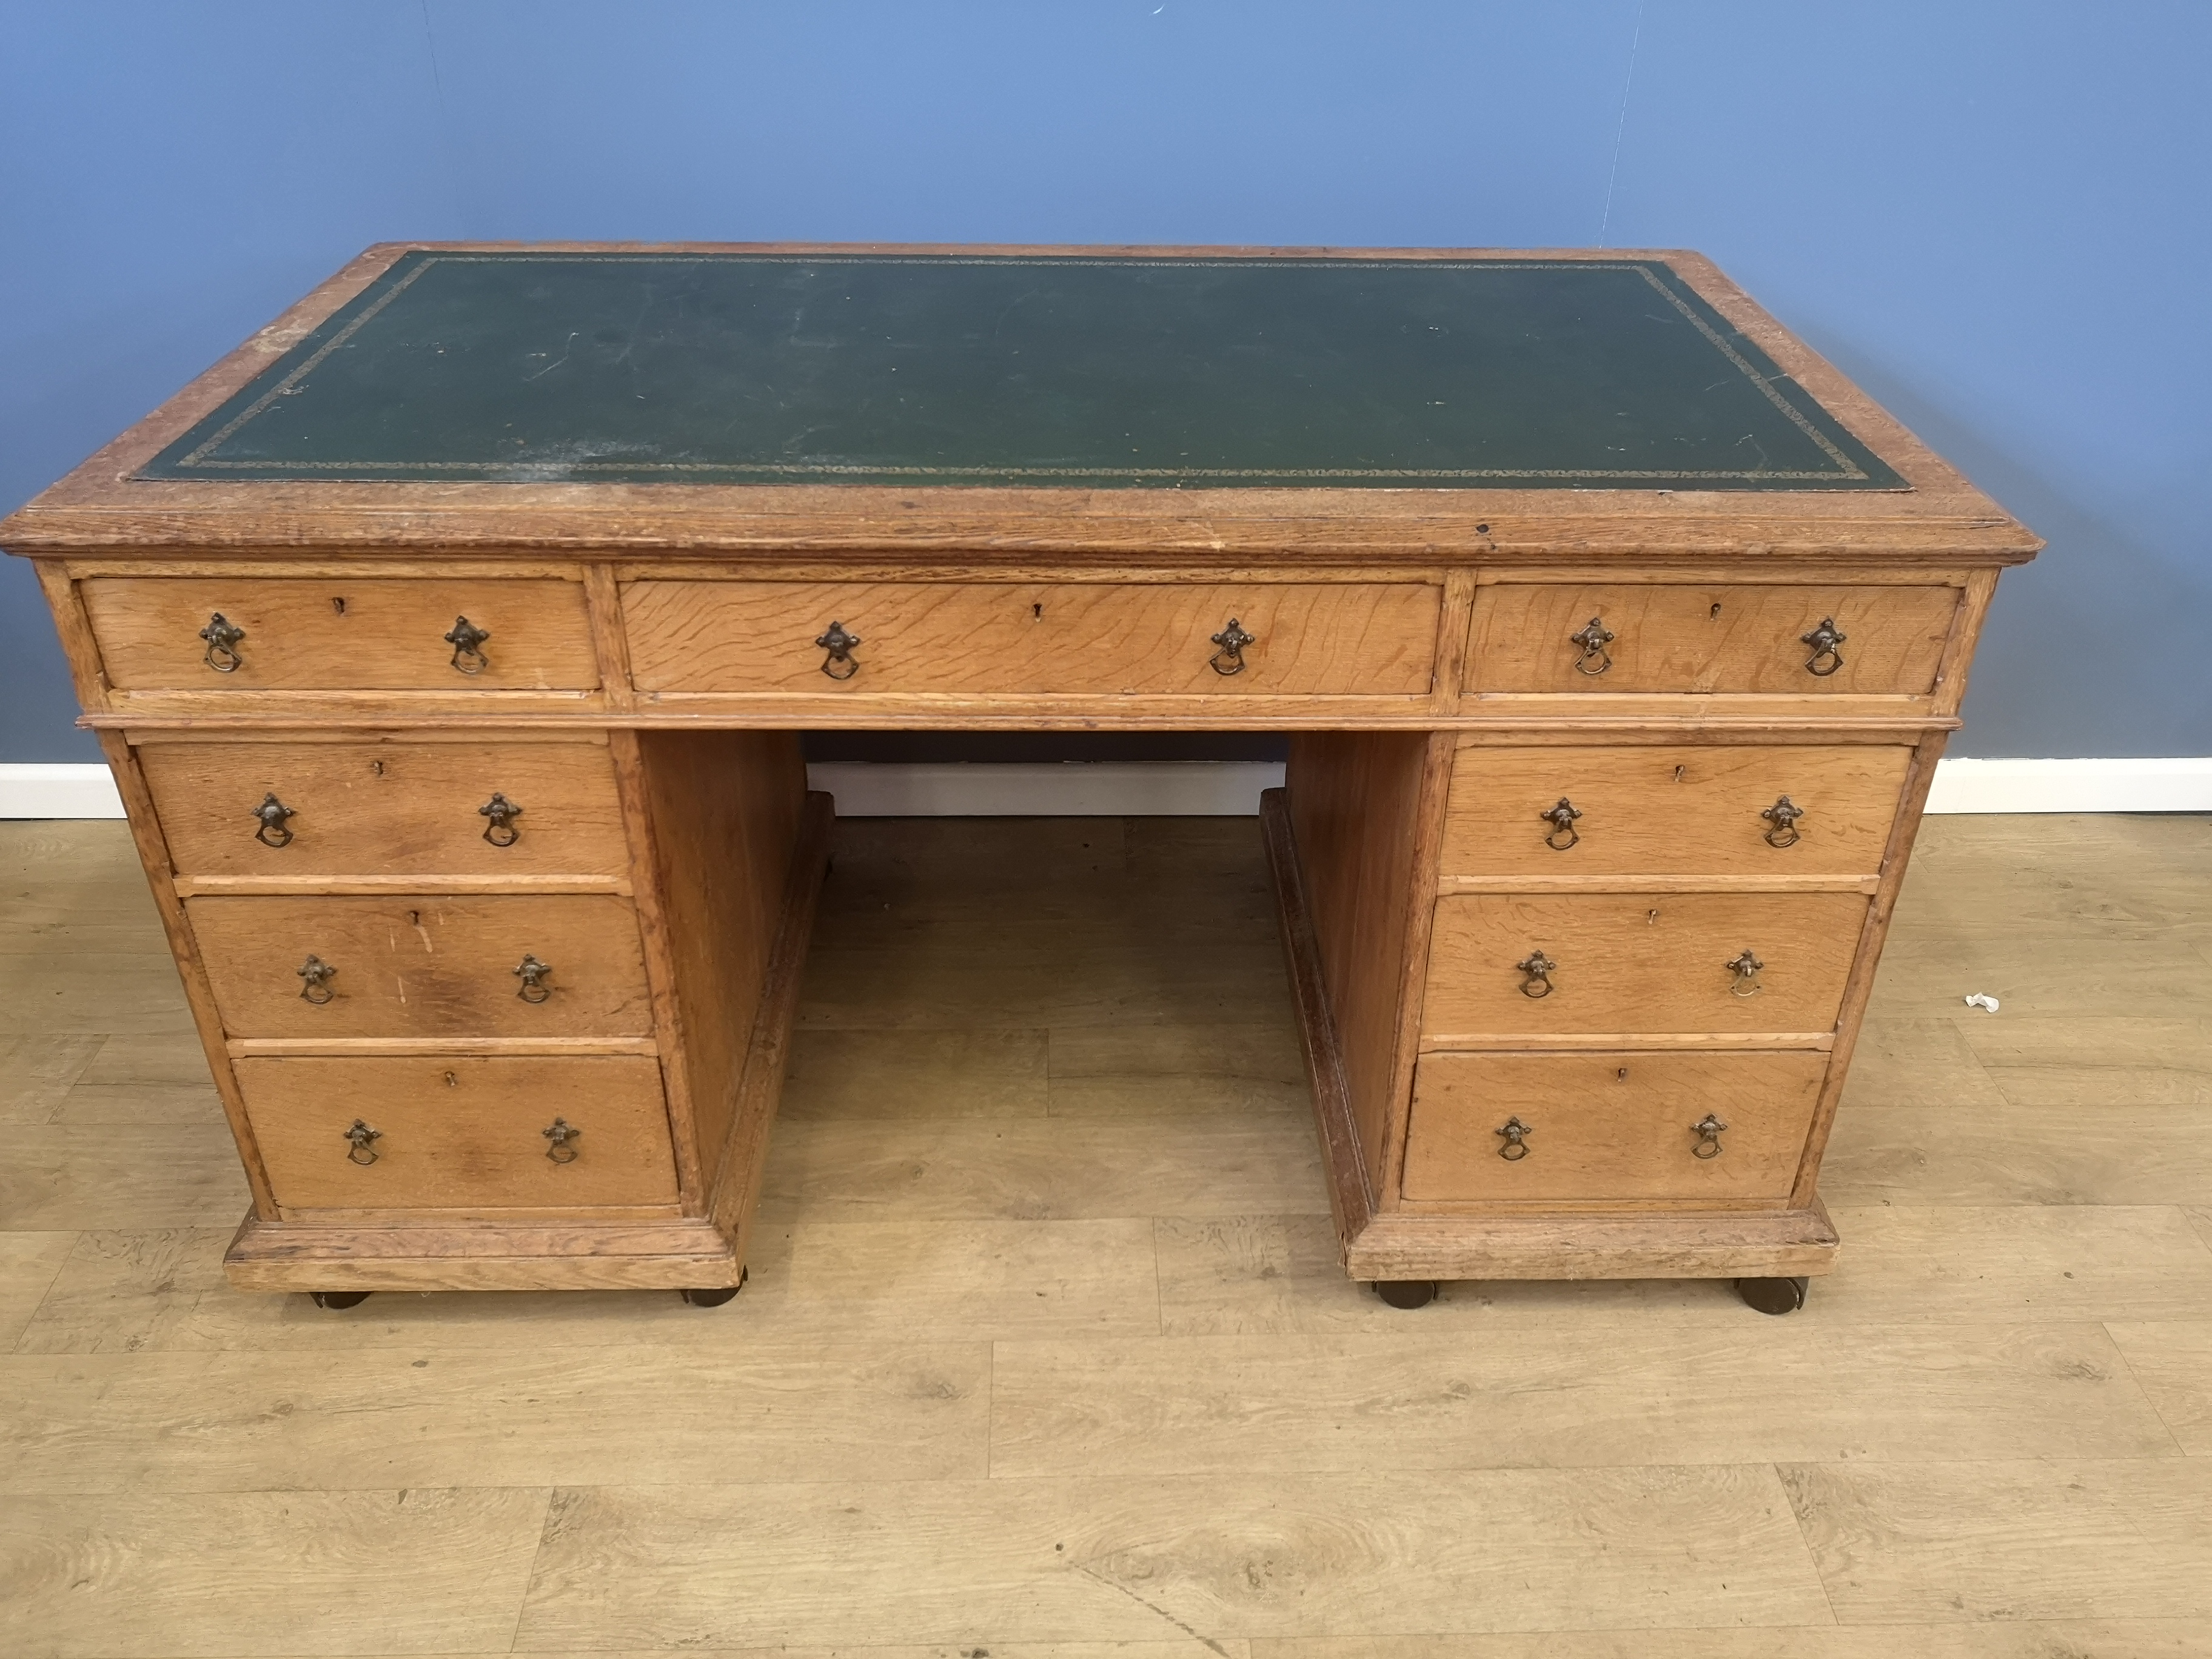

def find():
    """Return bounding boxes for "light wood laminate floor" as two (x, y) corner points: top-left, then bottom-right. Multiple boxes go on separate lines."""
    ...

(2, 809), (2210, 1658)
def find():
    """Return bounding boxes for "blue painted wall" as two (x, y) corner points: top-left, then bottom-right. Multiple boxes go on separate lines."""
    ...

(4, 1), (2207, 760)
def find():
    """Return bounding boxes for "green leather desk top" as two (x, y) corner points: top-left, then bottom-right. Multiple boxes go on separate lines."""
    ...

(141, 251), (1903, 492)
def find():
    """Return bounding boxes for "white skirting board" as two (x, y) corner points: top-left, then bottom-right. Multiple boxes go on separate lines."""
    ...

(4, 757), (2211, 819)
(0, 764), (131, 819)
(1920, 757), (2212, 814)
(805, 760), (1286, 816)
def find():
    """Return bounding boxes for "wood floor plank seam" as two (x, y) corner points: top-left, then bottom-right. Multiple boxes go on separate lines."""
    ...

(503, 1485), (560, 1659)
(1777, 1453), (1851, 1633)
(2, 1231), (82, 1355)
(2099, 1317), (2204, 1459)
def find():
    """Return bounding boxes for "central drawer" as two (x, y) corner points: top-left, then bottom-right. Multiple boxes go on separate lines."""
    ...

(141, 740), (629, 879)
(236, 1054), (679, 1212)
(82, 577), (600, 691)
(189, 894), (653, 1039)
(1402, 1051), (1825, 1205)
(1423, 891), (1868, 1037)
(622, 580), (1442, 695)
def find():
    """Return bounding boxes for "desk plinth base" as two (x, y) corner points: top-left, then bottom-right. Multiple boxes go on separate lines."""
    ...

(1340, 1203), (1839, 1284)
(1261, 785), (1841, 1289)
(224, 1216), (745, 1294)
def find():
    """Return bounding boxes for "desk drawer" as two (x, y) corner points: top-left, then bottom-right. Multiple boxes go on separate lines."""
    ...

(1469, 583), (1957, 695)
(1403, 1051), (1823, 1204)
(1423, 892), (1866, 1039)
(623, 580), (1440, 695)
(141, 741), (629, 879)
(190, 895), (652, 1039)
(238, 1054), (678, 1211)
(1442, 745), (1912, 879)
(83, 577), (599, 691)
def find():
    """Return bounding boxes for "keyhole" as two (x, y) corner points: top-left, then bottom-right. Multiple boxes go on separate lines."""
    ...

(1674, 765), (1686, 782)
(1648, 909), (1660, 925)
(1032, 602), (1044, 620)
(369, 760), (384, 776)
(406, 910), (420, 927)
(332, 597), (347, 615)
(443, 1071), (457, 1088)
(1617, 1068), (1628, 1081)
(1709, 602), (1723, 620)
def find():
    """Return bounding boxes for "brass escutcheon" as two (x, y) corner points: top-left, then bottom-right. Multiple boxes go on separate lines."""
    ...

(1692, 1113), (1728, 1159)
(1800, 617), (1846, 677)
(297, 954), (338, 1005)
(198, 612), (245, 672)
(343, 1119), (382, 1165)
(816, 620), (862, 679)
(1540, 797), (1582, 851)
(444, 615), (491, 675)
(1569, 615), (1615, 675)
(1495, 1116), (1532, 1161)
(1515, 950), (1557, 998)
(251, 792), (296, 848)
(1208, 617), (1256, 675)
(543, 1118), (581, 1163)
(1725, 949), (1765, 997)
(514, 954), (554, 1004)
(479, 791), (523, 846)
(1761, 794), (1805, 848)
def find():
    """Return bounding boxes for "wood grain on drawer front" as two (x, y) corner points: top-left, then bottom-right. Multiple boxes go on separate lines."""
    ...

(1403, 1051), (1825, 1204)
(1442, 745), (1912, 878)
(623, 581), (1441, 695)
(141, 742), (628, 878)
(190, 896), (652, 1039)
(82, 577), (598, 690)
(236, 1054), (678, 1210)
(1423, 891), (1868, 1038)
(1469, 583), (1957, 694)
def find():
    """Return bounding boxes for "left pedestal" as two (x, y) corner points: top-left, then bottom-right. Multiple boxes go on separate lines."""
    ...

(98, 724), (825, 1295)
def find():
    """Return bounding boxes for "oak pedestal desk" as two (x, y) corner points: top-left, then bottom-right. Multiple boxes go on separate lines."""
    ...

(4, 244), (2039, 1313)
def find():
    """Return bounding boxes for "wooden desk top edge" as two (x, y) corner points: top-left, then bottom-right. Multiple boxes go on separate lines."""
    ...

(0, 241), (2040, 565)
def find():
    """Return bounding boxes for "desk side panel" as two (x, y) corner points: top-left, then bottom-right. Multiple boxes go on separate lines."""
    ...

(93, 729), (281, 1219)
(1284, 731), (1436, 1210)
(623, 729), (807, 1210)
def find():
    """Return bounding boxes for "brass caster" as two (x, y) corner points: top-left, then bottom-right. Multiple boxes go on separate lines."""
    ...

(1373, 1279), (1438, 1310)
(1737, 1276), (1809, 1316)
(680, 1268), (746, 1308)
(308, 1290), (371, 1310)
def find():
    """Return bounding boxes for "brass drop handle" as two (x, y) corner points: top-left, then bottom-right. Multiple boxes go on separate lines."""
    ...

(1761, 795), (1805, 848)
(1540, 797), (1582, 851)
(1569, 615), (1615, 675)
(297, 954), (338, 1004)
(252, 792), (297, 848)
(199, 612), (245, 672)
(444, 615), (491, 675)
(1208, 617), (1256, 676)
(1725, 949), (1765, 997)
(816, 620), (862, 680)
(1800, 617), (1846, 677)
(514, 954), (554, 1003)
(1496, 1116), (1532, 1161)
(543, 1118), (581, 1163)
(479, 791), (523, 846)
(343, 1119), (382, 1165)
(1691, 1113), (1728, 1159)
(1516, 950), (1557, 999)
